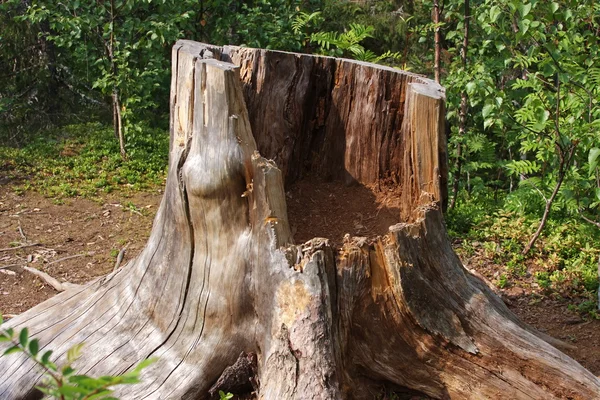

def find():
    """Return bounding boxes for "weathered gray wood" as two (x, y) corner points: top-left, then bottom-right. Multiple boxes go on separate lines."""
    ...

(0, 41), (599, 400)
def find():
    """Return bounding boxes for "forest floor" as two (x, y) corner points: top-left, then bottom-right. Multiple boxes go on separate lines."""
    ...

(1, 182), (600, 377)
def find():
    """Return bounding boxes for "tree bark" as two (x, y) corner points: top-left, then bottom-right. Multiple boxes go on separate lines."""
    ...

(109, 0), (126, 158)
(433, 0), (441, 83)
(449, 0), (468, 210)
(1, 41), (599, 400)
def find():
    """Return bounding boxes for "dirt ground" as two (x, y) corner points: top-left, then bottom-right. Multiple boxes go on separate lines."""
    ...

(1, 180), (600, 377)
(286, 179), (401, 247)
(0, 187), (162, 316)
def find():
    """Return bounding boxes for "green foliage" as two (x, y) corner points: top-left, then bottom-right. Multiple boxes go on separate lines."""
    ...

(0, 123), (168, 197)
(219, 391), (234, 400)
(20, 0), (194, 151)
(448, 188), (600, 297)
(0, 313), (155, 399)
(198, 0), (315, 51)
(233, 0), (305, 50)
(317, 0), (414, 64)
(0, 0), (85, 145)
(310, 23), (402, 63)
(497, 274), (509, 289)
(568, 300), (600, 320)
(443, 0), (600, 229)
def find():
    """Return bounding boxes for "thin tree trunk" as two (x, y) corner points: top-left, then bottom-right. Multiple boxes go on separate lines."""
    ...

(112, 89), (126, 158)
(108, 0), (125, 158)
(522, 144), (576, 255)
(523, 78), (575, 255)
(433, 0), (441, 83)
(449, 0), (469, 210)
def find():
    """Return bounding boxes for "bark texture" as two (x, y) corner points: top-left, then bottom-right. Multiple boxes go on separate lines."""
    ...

(0, 41), (599, 400)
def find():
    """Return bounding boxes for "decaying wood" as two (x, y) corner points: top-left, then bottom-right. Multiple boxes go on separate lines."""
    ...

(0, 243), (40, 252)
(44, 252), (91, 267)
(22, 266), (81, 292)
(0, 41), (599, 400)
(208, 352), (258, 398)
(112, 247), (127, 271)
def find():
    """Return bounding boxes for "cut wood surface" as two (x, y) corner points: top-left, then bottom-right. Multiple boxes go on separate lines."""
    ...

(0, 41), (599, 399)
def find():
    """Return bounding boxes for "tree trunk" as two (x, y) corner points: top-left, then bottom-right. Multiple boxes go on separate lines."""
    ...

(1, 41), (599, 400)
(111, 88), (126, 159)
(433, 0), (441, 83)
(449, 0), (469, 210)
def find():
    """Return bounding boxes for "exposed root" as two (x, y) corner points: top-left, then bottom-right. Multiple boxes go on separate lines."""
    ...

(22, 266), (81, 292)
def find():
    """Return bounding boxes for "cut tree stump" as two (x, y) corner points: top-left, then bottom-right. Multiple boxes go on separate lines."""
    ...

(1, 41), (599, 400)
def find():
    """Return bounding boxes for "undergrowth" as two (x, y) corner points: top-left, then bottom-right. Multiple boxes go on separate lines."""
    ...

(447, 189), (600, 313)
(0, 123), (168, 198)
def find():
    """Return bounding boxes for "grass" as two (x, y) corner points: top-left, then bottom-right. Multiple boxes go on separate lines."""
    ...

(447, 189), (600, 310)
(0, 122), (169, 198)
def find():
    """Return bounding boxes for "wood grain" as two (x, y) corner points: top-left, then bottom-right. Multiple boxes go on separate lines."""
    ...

(0, 41), (597, 400)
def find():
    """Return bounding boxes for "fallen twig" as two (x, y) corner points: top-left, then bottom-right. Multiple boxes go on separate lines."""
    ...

(113, 247), (127, 271)
(0, 264), (23, 270)
(45, 252), (93, 267)
(17, 221), (27, 242)
(22, 266), (81, 292)
(0, 243), (40, 252)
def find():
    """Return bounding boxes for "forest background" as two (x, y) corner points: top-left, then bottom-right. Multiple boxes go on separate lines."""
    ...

(1, 0), (599, 316)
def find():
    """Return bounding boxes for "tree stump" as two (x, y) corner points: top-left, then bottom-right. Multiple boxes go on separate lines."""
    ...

(1, 41), (599, 400)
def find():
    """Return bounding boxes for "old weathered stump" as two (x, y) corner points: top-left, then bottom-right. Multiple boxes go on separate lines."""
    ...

(1, 41), (599, 399)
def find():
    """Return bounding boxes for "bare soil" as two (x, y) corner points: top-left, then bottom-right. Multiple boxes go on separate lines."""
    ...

(0, 187), (162, 316)
(286, 178), (401, 247)
(2, 179), (600, 376)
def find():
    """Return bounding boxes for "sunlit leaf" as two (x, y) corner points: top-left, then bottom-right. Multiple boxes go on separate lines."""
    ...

(18, 328), (28, 348)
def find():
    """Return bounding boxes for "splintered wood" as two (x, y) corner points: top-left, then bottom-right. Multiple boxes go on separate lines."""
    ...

(0, 41), (598, 400)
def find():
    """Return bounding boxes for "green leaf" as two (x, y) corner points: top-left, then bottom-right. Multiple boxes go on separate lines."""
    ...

(219, 391), (234, 400)
(550, 2), (559, 13)
(86, 391), (116, 400)
(565, 9), (573, 20)
(41, 350), (53, 365)
(517, 19), (531, 35)
(28, 339), (39, 357)
(131, 357), (157, 373)
(19, 328), (28, 348)
(466, 81), (476, 95)
(67, 342), (84, 363)
(489, 6), (501, 23)
(3, 345), (21, 355)
(57, 384), (90, 396)
(596, 188), (600, 202)
(0, 313), (3, 325)
(589, 148), (600, 174)
(518, 3), (532, 17)
(482, 104), (494, 118)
